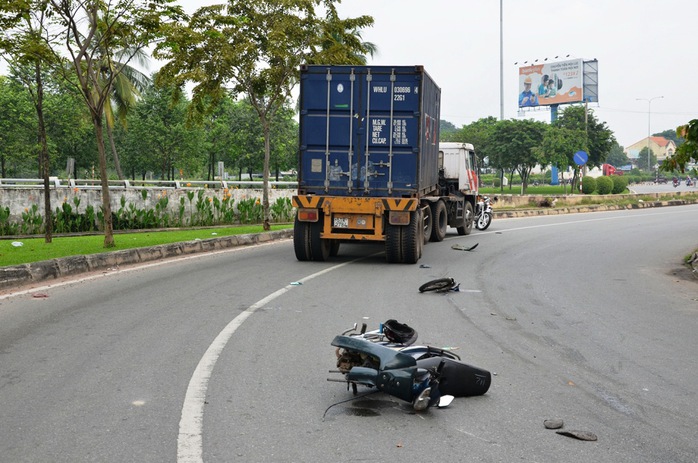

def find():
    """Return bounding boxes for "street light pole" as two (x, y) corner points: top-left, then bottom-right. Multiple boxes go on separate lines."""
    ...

(499, 0), (504, 120)
(636, 96), (664, 172)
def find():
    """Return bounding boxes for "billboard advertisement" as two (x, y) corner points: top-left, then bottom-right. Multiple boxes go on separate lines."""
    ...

(518, 58), (584, 107)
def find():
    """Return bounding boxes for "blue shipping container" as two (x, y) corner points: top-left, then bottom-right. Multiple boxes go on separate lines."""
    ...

(297, 65), (441, 198)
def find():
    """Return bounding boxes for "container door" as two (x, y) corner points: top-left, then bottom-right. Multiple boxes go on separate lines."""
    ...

(299, 66), (426, 197)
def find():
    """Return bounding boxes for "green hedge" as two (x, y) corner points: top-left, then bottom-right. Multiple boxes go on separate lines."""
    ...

(581, 177), (596, 194)
(611, 176), (628, 194)
(596, 176), (614, 195)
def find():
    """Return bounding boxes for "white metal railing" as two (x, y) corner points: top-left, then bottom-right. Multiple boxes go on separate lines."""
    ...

(0, 178), (298, 189)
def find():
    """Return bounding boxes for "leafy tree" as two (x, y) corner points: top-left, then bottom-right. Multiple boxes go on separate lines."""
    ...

(1, 0), (59, 242)
(203, 96), (298, 181)
(663, 119), (698, 173)
(606, 141), (629, 167)
(312, 7), (377, 65)
(93, 34), (153, 180)
(0, 75), (35, 177)
(553, 105), (615, 169)
(155, 0), (373, 230)
(637, 146), (657, 171)
(439, 119), (458, 141)
(538, 125), (587, 193)
(121, 84), (205, 180)
(488, 119), (547, 193)
(48, 0), (185, 247)
(450, 116), (497, 176)
(269, 104), (298, 180)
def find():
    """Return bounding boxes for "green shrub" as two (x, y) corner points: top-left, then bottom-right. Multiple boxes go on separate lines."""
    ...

(596, 176), (614, 195)
(493, 178), (501, 188)
(581, 176), (597, 194)
(611, 175), (628, 194)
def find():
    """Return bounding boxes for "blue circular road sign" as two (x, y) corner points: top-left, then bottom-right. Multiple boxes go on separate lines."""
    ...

(573, 150), (588, 166)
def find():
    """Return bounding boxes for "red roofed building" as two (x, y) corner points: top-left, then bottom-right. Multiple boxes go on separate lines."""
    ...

(625, 136), (676, 163)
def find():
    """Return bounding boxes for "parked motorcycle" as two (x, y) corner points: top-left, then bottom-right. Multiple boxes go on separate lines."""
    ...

(329, 320), (492, 411)
(475, 195), (496, 230)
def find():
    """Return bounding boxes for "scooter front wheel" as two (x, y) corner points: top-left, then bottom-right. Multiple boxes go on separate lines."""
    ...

(419, 278), (456, 293)
(476, 212), (492, 230)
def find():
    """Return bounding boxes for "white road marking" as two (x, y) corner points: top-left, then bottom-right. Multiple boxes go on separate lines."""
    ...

(176, 256), (372, 463)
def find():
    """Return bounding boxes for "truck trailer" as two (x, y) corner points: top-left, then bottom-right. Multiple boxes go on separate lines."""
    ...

(292, 65), (479, 263)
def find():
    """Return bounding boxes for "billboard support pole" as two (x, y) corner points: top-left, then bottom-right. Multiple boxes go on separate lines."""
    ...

(550, 104), (560, 185)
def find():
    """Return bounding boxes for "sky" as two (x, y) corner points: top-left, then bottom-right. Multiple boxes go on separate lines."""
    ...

(173, 0), (697, 148)
(3, 0), (695, 149)
(330, 0), (698, 148)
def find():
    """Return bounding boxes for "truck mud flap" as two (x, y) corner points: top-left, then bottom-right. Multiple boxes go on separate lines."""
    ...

(416, 356), (491, 397)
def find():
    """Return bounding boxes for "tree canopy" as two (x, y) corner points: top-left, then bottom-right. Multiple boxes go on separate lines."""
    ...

(664, 119), (698, 173)
(154, 0), (373, 230)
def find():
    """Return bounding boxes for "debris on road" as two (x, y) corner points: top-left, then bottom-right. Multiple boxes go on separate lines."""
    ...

(451, 243), (479, 252)
(556, 430), (598, 441)
(544, 419), (564, 429)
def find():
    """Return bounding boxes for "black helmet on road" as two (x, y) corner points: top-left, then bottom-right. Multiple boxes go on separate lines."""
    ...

(383, 319), (418, 346)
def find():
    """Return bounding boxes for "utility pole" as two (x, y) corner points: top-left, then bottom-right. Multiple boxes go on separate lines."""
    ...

(636, 96), (663, 172)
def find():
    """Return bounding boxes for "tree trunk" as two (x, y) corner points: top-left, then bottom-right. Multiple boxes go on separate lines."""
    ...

(106, 122), (124, 180)
(93, 116), (115, 247)
(34, 62), (52, 243)
(262, 119), (271, 231)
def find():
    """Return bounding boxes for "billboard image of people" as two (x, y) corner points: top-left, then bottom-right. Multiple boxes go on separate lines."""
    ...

(518, 58), (583, 108)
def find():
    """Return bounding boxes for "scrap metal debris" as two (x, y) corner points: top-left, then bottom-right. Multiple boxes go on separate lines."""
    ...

(451, 243), (478, 252)
(556, 430), (598, 441)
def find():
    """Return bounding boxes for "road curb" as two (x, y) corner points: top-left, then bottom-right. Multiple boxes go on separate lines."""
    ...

(493, 198), (697, 218)
(0, 229), (294, 291)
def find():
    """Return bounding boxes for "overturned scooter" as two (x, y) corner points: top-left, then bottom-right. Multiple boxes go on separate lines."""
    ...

(329, 320), (492, 411)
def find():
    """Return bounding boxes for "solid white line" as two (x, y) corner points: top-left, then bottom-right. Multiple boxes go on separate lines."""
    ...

(176, 257), (370, 463)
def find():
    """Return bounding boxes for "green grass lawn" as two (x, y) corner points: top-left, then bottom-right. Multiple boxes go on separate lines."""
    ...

(0, 224), (293, 267)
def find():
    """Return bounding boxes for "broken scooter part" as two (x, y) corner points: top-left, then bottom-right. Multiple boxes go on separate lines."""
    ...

(418, 277), (460, 293)
(328, 320), (491, 413)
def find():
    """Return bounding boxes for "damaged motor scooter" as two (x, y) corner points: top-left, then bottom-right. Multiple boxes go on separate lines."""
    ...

(328, 320), (492, 411)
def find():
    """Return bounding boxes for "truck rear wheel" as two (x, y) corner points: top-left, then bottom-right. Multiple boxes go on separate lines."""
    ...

(310, 221), (331, 261)
(457, 202), (474, 236)
(294, 215), (330, 261)
(385, 223), (402, 263)
(293, 216), (312, 261)
(404, 210), (422, 263)
(385, 211), (421, 264)
(430, 200), (448, 242)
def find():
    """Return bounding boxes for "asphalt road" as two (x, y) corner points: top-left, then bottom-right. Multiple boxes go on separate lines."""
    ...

(1, 205), (697, 462)
(629, 180), (698, 195)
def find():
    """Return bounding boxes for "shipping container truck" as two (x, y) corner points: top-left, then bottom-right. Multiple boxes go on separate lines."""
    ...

(292, 65), (479, 263)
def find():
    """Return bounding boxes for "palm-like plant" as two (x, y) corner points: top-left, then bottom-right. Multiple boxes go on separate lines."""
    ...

(310, 9), (377, 65)
(91, 25), (151, 180)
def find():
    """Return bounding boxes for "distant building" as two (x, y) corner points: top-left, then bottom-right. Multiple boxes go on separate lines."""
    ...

(625, 136), (676, 162)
